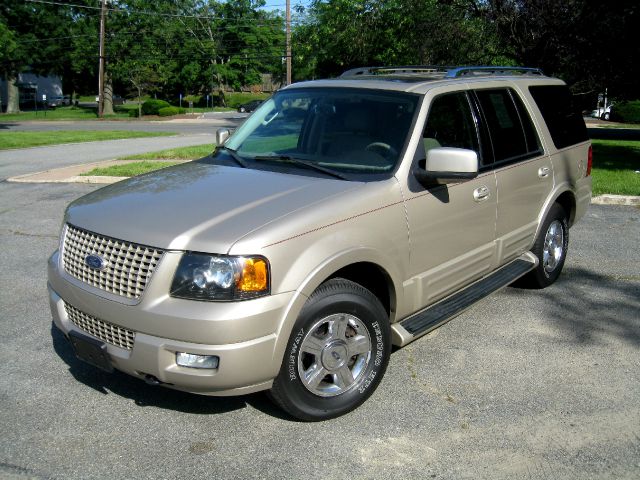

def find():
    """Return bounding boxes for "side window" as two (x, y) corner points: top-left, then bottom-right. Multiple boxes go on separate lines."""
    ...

(529, 85), (588, 149)
(423, 92), (479, 155)
(475, 89), (540, 163)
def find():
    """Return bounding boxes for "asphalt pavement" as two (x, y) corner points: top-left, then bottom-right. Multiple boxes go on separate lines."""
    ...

(0, 135), (639, 478)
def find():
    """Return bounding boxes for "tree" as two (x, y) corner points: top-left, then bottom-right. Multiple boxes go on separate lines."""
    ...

(1, 0), (82, 113)
(292, 0), (508, 80)
(479, 0), (640, 99)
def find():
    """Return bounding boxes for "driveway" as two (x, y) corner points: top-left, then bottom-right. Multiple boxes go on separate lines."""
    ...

(0, 169), (638, 478)
(0, 134), (217, 181)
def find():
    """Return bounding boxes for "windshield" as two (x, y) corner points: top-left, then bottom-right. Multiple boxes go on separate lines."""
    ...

(224, 87), (419, 178)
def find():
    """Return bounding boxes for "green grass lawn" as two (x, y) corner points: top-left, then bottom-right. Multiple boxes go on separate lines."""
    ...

(0, 105), (133, 121)
(120, 144), (214, 160)
(0, 130), (176, 150)
(591, 139), (640, 196)
(82, 161), (180, 177)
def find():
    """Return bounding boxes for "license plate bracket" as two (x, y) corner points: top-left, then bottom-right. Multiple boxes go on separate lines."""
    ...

(69, 330), (114, 373)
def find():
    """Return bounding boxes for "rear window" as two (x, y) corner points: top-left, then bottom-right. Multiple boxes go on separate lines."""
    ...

(529, 85), (588, 149)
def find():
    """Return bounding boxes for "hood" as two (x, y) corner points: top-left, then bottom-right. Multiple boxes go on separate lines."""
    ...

(65, 162), (360, 253)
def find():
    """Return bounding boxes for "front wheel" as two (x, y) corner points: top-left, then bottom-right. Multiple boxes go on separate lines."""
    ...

(519, 203), (569, 289)
(270, 278), (391, 421)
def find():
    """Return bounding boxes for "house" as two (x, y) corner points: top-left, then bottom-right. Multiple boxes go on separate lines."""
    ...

(0, 73), (63, 111)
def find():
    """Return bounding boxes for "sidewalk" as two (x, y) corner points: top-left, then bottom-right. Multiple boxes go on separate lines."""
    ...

(0, 133), (214, 181)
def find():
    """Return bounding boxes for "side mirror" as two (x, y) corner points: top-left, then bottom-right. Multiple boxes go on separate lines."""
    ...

(414, 147), (479, 186)
(216, 128), (230, 146)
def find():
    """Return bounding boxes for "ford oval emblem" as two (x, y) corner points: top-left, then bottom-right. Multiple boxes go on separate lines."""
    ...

(85, 254), (107, 271)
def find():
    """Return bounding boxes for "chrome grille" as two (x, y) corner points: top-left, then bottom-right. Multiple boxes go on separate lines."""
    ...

(62, 224), (164, 299)
(64, 302), (135, 350)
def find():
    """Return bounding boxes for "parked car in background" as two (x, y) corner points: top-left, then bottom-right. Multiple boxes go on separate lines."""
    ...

(237, 99), (263, 113)
(95, 94), (126, 105)
(591, 104), (613, 120)
(47, 95), (71, 108)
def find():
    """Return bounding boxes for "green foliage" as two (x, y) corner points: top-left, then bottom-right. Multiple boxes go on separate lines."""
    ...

(226, 92), (270, 108)
(611, 101), (640, 124)
(157, 106), (186, 116)
(141, 99), (171, 115)
(293, 0), (510, 80)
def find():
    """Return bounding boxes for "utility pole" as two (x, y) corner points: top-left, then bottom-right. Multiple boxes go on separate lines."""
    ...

(286, 0), (291, 85)
(98, 0), (107, 117)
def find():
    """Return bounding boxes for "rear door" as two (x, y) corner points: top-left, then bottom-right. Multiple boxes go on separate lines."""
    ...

(472, 88), (550, 264)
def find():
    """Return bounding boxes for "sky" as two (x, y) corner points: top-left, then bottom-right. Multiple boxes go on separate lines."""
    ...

(261, 0), (312, 12)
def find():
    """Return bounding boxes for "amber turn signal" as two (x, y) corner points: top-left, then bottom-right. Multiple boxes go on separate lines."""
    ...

(237, 257), (269, 292)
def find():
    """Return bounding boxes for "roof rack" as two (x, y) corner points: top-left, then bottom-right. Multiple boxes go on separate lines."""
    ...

(445, 66), (544, 77)
(340, 65), (544, 78)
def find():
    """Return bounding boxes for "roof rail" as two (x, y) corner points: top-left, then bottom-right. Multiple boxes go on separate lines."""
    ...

(445, 66), (544, 77)
(340, 65), (451, 77)
(340, 65), (544, 78)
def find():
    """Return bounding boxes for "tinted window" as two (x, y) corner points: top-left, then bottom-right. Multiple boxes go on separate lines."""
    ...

(423, 92), (479, 153)
(529, 85), (588, 149)
(476, 89), (539, 163)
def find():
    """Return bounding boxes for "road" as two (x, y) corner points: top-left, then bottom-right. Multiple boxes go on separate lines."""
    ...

(0, 140), (639, 479)
(0, 113), (247, 135)
(0, 117), (248, 181)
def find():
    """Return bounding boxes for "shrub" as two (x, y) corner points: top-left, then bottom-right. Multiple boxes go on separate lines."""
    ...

(157, 106), (186, 117)
(610, 100), (640, 124)
(141, 99), (171, 116)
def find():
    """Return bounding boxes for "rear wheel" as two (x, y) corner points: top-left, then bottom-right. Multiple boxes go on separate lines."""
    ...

(519, 203), (569, 289)
(270, 278), (391, 421)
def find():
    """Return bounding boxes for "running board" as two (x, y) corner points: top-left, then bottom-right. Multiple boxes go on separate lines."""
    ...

(392, 253), (537, 347)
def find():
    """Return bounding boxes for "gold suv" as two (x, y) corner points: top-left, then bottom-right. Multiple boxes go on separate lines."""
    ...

(48, 66), (592, 420)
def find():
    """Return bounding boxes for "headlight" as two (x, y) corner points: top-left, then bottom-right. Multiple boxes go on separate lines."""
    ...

(170, 253), (270, 301)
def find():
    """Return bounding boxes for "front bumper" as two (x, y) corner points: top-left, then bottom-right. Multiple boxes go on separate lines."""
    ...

(48, 250), (295, 396)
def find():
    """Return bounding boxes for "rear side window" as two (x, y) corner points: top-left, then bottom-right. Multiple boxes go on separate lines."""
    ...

(475, 89), (540, 163)
(529, 85), (588, 149)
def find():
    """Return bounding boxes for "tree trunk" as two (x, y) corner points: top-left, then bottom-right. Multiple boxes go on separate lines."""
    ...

(103, 72), (114, 115)
(6, 76), (20, 114)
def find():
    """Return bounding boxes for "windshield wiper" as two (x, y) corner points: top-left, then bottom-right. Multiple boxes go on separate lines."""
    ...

(217, 145), (248, 168)
(253, 155), (348, 180)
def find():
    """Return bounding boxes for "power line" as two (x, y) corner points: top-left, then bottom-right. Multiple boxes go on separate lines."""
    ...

(25, 0), (289, 22)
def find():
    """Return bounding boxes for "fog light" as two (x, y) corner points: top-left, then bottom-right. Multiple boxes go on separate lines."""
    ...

(176, 352), (219, 369)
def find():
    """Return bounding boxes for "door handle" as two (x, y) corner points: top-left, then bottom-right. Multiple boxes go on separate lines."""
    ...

(538, 166), (550, 178)
(473, 185), (490, 202)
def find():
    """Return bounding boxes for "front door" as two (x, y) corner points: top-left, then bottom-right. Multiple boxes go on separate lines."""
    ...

(402, 91), (497, 313)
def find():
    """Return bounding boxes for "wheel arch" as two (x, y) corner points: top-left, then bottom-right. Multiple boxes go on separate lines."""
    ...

(535, 185), (577, 241)
(271, 251), (402, 375)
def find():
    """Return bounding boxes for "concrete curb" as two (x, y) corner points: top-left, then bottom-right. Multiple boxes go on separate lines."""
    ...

(6, 159), (186, 184)
(591, 194), (640, 206)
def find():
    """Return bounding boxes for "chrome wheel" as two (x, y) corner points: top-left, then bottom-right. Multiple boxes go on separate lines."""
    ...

(298, 313), (372, 397)
(543, 220), (564, 273)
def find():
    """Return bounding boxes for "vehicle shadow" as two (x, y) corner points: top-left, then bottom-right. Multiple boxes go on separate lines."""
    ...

(510, 265), (640, 347)
(50, 324), (292, 420)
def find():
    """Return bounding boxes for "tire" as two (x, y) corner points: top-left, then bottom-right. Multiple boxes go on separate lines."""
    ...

(270, 278), (391, 421)
(519, 203), (569, 289)
(603, 112), (610, 121)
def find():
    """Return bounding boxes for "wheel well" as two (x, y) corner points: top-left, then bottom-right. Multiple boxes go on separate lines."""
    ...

(555, 191), (576, 226)
(328, 262), (394, 318)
